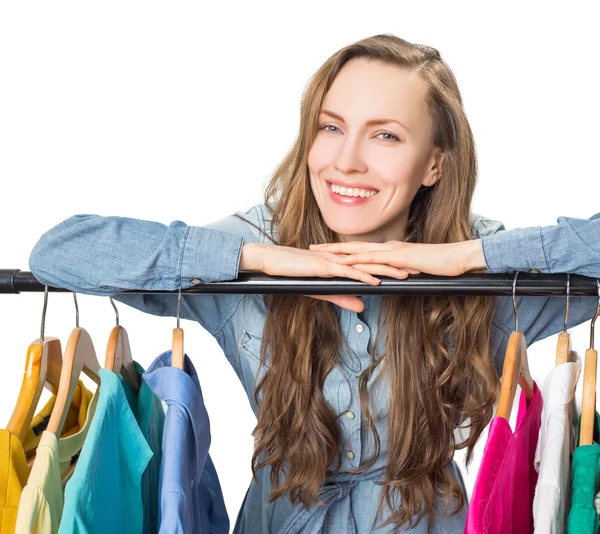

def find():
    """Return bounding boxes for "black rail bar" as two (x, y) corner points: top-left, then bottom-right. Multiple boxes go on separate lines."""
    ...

(1, 269), (599, 297)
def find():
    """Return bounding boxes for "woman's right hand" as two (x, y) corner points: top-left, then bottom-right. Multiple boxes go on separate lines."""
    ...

(240, 243), (418, 312)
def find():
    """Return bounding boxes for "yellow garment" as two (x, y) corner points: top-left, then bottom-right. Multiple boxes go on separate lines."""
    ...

(0, 430), (29, 533)
(16, 388), (98, 534)
(0, 381), (92, 534)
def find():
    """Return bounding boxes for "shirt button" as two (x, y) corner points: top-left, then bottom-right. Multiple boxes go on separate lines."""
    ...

(345, 411), (355, 420)
(355, 323), (364, 333)
(191, 278), (203, 285)
(346, 450), (355, 460)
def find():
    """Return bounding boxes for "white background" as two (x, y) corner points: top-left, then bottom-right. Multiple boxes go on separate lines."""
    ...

(1, 1), (599, 529)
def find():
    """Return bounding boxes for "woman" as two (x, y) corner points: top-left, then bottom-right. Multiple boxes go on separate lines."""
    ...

(29, 34), (600, 533)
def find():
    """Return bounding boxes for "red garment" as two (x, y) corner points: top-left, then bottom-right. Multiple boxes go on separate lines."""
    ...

(465, 382), (542, 534)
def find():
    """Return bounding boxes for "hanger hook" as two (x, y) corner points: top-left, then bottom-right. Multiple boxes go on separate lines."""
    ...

(590, 279), (600, 350)
(109, 296), (119, 326)
(564, 274), (570, 334)
(176, 288), (182, 329)
(512, 271), (520, 332)
(41, 285), (49, 342)
(73, 292), (79, 328)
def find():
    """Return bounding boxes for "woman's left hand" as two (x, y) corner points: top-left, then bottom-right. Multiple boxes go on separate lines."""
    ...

(309, 239), (486, 278)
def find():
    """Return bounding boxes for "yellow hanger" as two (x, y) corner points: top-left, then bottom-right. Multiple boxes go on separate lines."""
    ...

(580, 279), (600, 446)
(556, 274), (572, 366)
(104, 297), (141, 393)
(47, 292), (101, 437)
(172, 289), (184, 370)
(496, 272), (535, 421)
(7, 286), (64, 443)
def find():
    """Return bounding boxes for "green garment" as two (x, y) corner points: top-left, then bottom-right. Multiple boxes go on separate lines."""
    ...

(567, 411), (600, 533)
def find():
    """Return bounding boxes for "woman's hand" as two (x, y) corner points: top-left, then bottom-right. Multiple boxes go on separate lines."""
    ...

(241, 243), (416, 312)
(309, 238), (486, 277)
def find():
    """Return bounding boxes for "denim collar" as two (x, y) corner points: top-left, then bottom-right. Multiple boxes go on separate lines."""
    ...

(142, 350), (209, 464)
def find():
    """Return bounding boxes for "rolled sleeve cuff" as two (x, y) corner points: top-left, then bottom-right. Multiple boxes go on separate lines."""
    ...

(180, 226), (245, 285)
(481, 226), (550, 274)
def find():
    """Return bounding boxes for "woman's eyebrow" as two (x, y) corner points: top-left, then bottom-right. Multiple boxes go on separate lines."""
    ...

(320, 109), (411, 133)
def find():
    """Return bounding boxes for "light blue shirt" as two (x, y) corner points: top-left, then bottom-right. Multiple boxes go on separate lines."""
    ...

(31, 204), (600, 533)
(142, 350), (229, 534)
(59, 368), (153, 534)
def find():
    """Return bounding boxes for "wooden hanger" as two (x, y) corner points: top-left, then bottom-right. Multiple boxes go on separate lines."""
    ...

(496, 272), (535, 421)
(172, 289), (184, 370)
(104, 297), (141, 393)
(7, 287), (64, 443)
(580, 279), (600, 446)
(556, 275), (572, 366)
(47, 293), (101, 437)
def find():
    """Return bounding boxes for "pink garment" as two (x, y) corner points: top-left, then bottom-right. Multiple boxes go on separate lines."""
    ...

(465, 381), (542, 534)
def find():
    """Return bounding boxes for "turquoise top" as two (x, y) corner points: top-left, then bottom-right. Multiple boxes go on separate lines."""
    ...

(59, 368), (153, 534)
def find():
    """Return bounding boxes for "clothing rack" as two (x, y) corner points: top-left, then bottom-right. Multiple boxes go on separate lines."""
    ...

(2, 269), (599, 296)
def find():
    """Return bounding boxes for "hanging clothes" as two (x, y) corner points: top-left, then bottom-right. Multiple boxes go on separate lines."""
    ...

(532, 361), (581, 534)
(58, 368), (156, 534)
(142, 350), (229, 534)
(0, 380), (92, 534)
(566, 412), (600, 533)
(120, 362), (165, 534)
(465, 381), (543, 534)
(15, 384), (98, 534)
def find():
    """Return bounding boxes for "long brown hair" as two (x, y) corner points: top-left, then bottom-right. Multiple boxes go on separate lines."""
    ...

(236, 34), (499, 532)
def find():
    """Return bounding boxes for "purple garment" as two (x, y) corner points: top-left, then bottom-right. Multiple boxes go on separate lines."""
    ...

(465, 381), (542, 534)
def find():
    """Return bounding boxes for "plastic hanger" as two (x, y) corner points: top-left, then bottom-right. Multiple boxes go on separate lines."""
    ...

(7, 286), (64, 443)
(579, 279), (600, 446)
(172, 289), (184, 369)
(555, 274), (573, 365)
(496, 271), (535, 421)
(104, 297), (141, 393)
(47, 292), (101, 437)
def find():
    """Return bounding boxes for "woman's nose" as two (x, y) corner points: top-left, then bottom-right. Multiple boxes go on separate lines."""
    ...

(333, 135), (367, 174)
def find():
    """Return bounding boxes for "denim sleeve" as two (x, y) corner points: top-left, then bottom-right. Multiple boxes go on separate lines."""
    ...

(480, 213), (600, 368)
(28, 204), (267, 337)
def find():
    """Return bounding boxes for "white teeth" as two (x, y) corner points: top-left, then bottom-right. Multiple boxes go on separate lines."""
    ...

(329, 182), (377, 198)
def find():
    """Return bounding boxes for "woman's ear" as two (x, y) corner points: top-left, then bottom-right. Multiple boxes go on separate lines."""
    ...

(422, 148), (444, 187)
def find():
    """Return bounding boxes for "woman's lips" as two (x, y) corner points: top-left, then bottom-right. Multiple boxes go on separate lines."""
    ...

(326, 181), (379, 206)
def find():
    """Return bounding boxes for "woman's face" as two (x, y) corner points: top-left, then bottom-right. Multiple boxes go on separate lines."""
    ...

(308, 58), (444, 243)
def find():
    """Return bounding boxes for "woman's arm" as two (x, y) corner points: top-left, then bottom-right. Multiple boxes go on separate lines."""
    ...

(28, 205), (267, 338)
(481, 213), (600, 362)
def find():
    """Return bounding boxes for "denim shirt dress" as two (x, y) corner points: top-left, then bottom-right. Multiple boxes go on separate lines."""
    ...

(28, 204), (600, 533)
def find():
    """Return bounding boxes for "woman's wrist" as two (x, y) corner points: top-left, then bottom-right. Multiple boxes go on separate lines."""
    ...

(239, 243), (264, 272)
(462, 239), (488, 273)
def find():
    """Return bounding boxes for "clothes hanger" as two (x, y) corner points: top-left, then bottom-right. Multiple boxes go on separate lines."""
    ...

(104, 296), (141, 393)
(47, 292), (101, 437)
(172, 288), (184, 370)
(496, 271), (535, 421)
(555, 274), (573, 365)
(579, 279), (600, 446)
(7, 286), (64, 443)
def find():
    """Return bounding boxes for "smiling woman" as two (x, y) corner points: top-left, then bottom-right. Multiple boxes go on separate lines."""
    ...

(27, 32), (600, 534)
(308, 58), (442, 243)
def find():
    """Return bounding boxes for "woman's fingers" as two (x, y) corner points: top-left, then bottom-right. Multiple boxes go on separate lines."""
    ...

(351, 263), (411, 279)
(307, 294), (364, 313)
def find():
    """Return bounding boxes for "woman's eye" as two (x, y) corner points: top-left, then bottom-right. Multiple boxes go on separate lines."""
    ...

(377, 132), (400, 142)
(318, 124), (340, 133)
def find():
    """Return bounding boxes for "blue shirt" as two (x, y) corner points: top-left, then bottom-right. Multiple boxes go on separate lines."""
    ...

(30, 203), (600, 533)
(142, 350), (229, 534)
(59, 368), (153, 534)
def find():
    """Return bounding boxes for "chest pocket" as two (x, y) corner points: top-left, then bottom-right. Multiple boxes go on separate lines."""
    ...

(239, 328), (271, 367)
(237, 328), (270, 410)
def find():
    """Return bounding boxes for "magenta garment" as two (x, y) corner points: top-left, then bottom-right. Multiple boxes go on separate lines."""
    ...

(465, 381), (542, 534)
